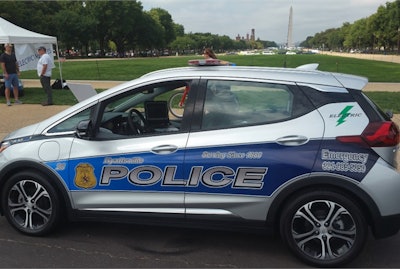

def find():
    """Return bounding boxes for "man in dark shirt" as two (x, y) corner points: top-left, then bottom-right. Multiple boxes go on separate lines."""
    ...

(0, 43), (22, 106)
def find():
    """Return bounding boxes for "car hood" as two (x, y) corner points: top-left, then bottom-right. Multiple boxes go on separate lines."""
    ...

(3, 122), (41, 141)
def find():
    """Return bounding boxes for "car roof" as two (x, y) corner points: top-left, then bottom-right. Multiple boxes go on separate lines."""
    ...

(141, 65), (368, 90)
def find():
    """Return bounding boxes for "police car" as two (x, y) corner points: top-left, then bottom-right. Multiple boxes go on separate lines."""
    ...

(0, 60), (399, 267)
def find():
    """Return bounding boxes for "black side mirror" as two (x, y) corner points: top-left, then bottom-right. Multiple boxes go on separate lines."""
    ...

(76, 119), (93, 139)
(386, 110), (393, 119)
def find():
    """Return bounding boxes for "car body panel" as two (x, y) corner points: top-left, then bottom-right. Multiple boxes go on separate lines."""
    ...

(0, 65), (399, 250)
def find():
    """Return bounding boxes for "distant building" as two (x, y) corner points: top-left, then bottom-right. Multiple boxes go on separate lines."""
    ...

(236, 28), (257, 42)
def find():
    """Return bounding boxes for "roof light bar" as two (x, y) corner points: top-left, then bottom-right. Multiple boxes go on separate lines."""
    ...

(188, 59), (234, 66)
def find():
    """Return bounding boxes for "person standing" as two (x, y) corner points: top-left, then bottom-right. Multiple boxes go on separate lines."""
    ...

(0, 43), (22, 106)
(37, 46), (54, 106)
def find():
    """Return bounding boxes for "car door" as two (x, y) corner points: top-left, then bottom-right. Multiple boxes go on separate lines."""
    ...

(65, 80), (194, 216)
(183, 79), (324, 222)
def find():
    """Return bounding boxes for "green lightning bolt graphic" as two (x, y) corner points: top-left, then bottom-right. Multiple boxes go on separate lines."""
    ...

(336, 105), (353, 126)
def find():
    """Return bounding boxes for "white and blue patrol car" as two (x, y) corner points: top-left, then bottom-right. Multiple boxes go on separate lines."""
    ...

(0, 61), (399, 267)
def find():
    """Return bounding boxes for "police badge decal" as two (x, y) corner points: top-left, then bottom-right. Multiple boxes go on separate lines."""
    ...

(74, 163), (97, 189)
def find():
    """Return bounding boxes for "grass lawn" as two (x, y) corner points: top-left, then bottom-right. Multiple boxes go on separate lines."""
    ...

(17, 54), (400, 112)
(20, 54), (400, 82)
(364, 92), (400, 113)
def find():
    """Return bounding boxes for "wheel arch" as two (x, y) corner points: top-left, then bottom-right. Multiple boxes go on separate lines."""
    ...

(266, 175), (382, 237)
(0, 160), (72, 216)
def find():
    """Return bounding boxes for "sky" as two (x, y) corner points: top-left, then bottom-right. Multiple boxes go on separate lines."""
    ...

(140, 0), (392, 44)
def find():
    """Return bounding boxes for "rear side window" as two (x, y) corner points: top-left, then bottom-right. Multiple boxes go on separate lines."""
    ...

(350, 89), (391, 122)
(299, 85), (354, 108)
(201, 80), (313, 130)
(299, 85), (392, 123)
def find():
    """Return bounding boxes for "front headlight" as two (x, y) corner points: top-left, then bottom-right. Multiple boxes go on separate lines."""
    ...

(0, 141), (11, 153)
(0, 136), (33, 153)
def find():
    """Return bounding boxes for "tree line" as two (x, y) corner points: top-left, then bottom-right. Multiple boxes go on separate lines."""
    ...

(0, 1), (276, 57)
(300, 0), (400, 53)
(1, 1), (397, 56)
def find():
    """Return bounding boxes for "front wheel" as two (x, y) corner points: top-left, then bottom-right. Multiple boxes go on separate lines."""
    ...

(279, 189), (367, 267)
(2, 171), (62, 236)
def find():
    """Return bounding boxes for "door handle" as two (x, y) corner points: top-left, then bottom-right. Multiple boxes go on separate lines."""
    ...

(151, 145), (178, 154)
(275, 135), (309, 146)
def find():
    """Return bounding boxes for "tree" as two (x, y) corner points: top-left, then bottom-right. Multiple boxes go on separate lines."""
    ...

(173, 23), (185, 37)
(54, 2), (97, 56)
(343, 19), (370, 51)
(107, 1), (145, 57)
(135, 12), (164, 51)
(219, 35), (235, 51)
(169, 36), (196, 54)
(85, 1), (115, 56)
(0, 1), (61, 35)
(370, 5), (391, 51)
(149, 8), (176, 48)
(385, 0), (400, 52)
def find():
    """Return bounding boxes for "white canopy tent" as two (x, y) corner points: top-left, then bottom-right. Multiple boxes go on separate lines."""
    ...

(0, 17), (62, 82)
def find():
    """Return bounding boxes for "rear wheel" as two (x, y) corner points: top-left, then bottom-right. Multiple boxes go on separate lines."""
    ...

(2, 171), (62, 236)
(279, 189), (367, 267)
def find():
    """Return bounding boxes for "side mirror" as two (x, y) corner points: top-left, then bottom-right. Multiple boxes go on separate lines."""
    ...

(386, 110), (393, 119)
(76, 119), (93, 138)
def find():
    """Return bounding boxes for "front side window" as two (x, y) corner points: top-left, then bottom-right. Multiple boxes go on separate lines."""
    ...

(96, 80), (190, 139)
(202, 80), (299, 130)
(47, 80), (192, 139)
(47, 107), (93, 134)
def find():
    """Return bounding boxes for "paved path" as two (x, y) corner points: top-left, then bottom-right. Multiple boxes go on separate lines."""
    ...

(364, 83), (400, 92)
(21, 79), (123, 89)
(0, 104), (69, 139)
(328, 51), (400, 64)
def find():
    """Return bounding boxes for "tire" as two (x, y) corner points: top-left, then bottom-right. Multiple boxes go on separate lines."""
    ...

(2, 171), (62, 236)
(279, 189), (367, 267)
(168, 90), (185, 118)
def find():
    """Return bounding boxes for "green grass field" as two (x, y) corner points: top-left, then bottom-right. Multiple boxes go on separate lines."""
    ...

(20, 54), (400, 82)
(18, 54), (400, 112)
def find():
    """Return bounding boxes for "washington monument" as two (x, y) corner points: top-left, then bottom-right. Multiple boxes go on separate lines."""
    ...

(287, 5), (294, 49)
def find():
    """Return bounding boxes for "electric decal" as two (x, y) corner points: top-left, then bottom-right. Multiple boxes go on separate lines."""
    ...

(336, 105), (353, 126)
(328, 105), (364, 126)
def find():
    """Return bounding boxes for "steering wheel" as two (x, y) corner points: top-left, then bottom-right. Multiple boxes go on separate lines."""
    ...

(127, 108), (147, 134)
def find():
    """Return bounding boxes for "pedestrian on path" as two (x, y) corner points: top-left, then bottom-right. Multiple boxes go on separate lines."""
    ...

(37, 46), (54, 106)
(0, 43), (22, 106)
